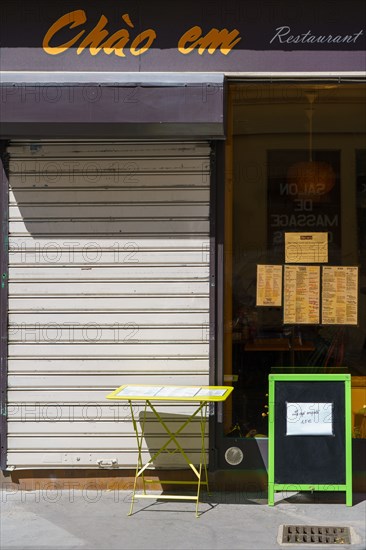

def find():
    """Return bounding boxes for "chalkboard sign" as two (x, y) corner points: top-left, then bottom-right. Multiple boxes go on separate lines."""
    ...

(268, 373), (352, 506)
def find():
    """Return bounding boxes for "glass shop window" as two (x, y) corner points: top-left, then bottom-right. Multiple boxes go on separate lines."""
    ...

(223, 83), (366, 439)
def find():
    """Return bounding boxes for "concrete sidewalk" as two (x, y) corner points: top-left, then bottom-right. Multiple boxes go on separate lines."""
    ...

(1, 488), (365, 550)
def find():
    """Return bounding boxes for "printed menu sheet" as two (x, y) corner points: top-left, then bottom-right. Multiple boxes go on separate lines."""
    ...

(284, 265), (320, 324)
(256, 264), (283, 306)
(113, 385), (229, 399)
(285, 232), (328, 263)
(322, 266), (358, 325)
(116, 386), (199, 398)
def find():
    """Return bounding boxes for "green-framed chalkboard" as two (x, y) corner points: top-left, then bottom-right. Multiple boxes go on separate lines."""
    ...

(268, 373), (352, 506)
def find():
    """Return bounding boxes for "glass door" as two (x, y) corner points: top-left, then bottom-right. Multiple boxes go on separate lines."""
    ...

(220, 82), (366, 467)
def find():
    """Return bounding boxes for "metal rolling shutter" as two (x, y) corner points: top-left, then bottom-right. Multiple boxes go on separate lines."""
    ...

(6, 141), (211, 469)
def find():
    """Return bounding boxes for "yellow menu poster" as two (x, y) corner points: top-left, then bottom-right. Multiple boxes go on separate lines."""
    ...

(284, 265), (320, 324)
(285, 232), (328, 263)
(322, 266), (358, 325)
(256, 265), (283, 306)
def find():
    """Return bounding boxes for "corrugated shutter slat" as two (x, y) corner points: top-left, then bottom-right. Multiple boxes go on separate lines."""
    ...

(7, 140), (210, 469)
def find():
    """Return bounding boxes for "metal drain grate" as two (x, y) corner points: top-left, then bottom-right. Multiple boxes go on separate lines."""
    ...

(282, 525), (351, 544)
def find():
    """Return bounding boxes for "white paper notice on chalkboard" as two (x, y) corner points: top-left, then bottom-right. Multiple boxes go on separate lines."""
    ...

(286, 402), (333, 436)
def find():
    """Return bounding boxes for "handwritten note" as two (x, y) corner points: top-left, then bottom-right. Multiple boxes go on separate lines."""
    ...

(286, 402), (333, 436)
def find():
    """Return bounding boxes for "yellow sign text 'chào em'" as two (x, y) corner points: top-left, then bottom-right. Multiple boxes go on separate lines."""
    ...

(42, 10), (242, 57)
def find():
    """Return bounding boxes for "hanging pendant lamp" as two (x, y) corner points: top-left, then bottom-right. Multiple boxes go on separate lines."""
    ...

(287, 92), (335, 201)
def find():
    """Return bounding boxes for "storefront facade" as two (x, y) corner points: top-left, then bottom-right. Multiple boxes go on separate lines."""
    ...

(0, 0), (365, 488)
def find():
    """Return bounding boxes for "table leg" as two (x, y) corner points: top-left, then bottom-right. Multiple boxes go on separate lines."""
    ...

(195, 403), (210, 517)
(201, 404), (210, 496)
(129, 400), (148, 516)
(140, 402), (148, 495)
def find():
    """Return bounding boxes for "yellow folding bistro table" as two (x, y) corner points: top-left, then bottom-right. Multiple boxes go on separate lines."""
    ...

(106, 384), (233, 517)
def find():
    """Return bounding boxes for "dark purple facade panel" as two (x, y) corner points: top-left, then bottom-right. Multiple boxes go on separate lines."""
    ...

(0, 0), (365, 72)
(0, 85), (224, 125)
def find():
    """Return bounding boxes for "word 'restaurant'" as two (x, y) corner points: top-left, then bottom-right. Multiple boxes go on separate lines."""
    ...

(270, 26), (364, 44)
